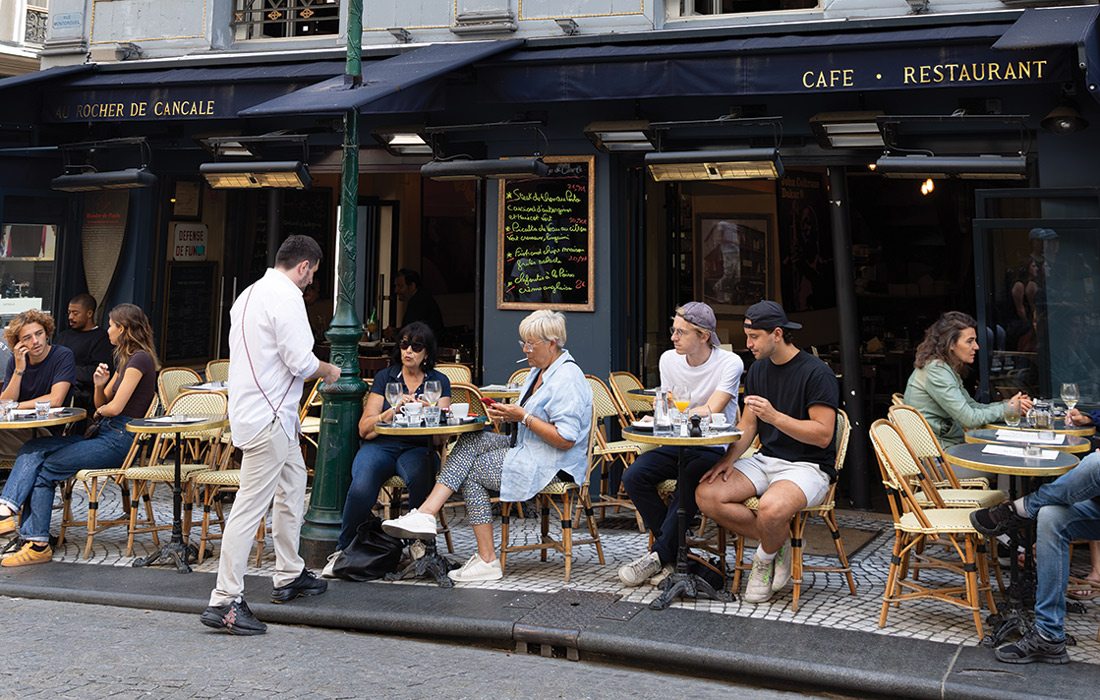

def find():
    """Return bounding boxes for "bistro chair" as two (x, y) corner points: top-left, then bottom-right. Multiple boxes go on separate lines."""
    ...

(435, 363), (472, 386)
(188, 447), (268, 565)
(608, 370), (653, 424)
(299, 379), (323, 452)
(507, 367), (530, 387)
(123, 391), (228, 556)
(870, 419), (997, 638)
(731, 409), (857, 611)
(584, 375), (645, 531)
(57, 395), (161, 559)
(888, 405), (1001, 499)
(157, 367), (202, 410)
(891, 393), (906, 407)
(205, 359), (230, 383)
(498, 405), (604, 582)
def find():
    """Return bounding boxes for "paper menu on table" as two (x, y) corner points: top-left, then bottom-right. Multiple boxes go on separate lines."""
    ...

(479, 384), (509, 391)
(994, 430), (1065, 445)
(981, 444), (1058, 461)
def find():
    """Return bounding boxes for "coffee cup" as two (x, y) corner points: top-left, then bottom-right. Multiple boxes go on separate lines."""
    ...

(710, 414), (728, 428)
(451, 403), (470, 420)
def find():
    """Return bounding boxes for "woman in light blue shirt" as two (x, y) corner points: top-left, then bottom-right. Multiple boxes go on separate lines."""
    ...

(382, 309), (592, 583)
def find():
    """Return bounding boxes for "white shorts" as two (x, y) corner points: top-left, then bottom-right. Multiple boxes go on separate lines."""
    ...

(733, 453), (831, 508)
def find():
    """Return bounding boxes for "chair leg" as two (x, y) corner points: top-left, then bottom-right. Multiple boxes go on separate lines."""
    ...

(198, 487), (213, 564)
(879, 532), (906, 629)
(977, 542), (998, 616)
(561, 491), (573, 583)
(790, 514), (805, 612)
(126, 482), (141, 556)
(824, 510), (857, 596)
(499, 502), (512, 575)
(539, 500), (550, 562)
(57, 478), (74, 550)
(82, 478), (102, 560)
(142, 484), (160, 548)
(253, 516), (266, 567)
(580, 498), (605, 565)
(732, 530), (746, 594)
(438, 508), (454, 554)
(963, 535), (985, 638)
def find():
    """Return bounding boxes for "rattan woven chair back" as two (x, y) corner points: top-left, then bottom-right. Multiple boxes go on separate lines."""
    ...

(507, 367), (531, 386)
(435, 363), (472, 385)
(888, 404), (961, 487)
(608, 371), (652, 422)
(585, 375), (627, 426)
(870, 419), (943, 513)
(157, 367), (202, 409)
(890, 392), (906, 407)
(450, 382), (489, 420)
(205, 359), (230, 383)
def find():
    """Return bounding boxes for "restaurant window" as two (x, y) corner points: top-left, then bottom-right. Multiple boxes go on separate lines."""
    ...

(677, 0), (817, 16)
(233, 0), (341, 40)
(0, 224), (58, 325)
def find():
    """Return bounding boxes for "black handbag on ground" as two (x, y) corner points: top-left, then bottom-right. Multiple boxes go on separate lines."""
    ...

(330, 516), (404, 582)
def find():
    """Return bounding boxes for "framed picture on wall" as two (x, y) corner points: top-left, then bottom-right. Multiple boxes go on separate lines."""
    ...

(171, 180), (203, 221)
(695, 214), (772, 317)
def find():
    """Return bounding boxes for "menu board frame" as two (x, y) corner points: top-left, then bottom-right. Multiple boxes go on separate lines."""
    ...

(161, 261), (218, 364)
(496, 155), (595, 312)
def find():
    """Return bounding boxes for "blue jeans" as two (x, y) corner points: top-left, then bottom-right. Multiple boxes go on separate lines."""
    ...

(1023, 450), (1100, 641)
(0, 416), (135, 542)
(621, 445), (723, 565)
(337, 436), (437, 550)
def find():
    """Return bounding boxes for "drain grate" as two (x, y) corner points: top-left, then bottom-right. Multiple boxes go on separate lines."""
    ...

(511, 590), (640, 661)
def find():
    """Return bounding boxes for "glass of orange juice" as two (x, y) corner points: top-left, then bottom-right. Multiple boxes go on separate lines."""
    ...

(670, 385), (690, 435)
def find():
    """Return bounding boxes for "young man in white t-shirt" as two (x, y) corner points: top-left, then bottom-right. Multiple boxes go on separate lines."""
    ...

(618, 302), (743, 586)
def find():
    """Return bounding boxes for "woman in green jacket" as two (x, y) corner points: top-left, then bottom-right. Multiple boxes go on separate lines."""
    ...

(904, 311), (1032, 449)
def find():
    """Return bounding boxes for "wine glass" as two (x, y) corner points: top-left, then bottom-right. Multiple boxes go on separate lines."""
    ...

(423, 380), (442, 406)
(1061, 383), (1079, 411)
(385, 382), (402, 412)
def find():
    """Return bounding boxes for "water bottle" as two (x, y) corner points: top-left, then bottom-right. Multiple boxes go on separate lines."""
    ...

(653, 389), (672, 437)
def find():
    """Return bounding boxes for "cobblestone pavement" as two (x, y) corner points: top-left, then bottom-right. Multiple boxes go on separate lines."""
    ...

(51, 483), (1100, 664)
(0, 598), (842, 699)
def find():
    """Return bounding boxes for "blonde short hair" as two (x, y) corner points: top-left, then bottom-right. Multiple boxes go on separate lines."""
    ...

(518, 309), (567, 348)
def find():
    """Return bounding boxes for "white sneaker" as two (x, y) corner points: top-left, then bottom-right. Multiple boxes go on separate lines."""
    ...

(771, 542), (792, 592)
(742, 556), (775, 603)
(447, 553), (503, 582)
(648, 564), (674, 587)
(382, 508), (438, 540)
(618, 551), (662, 587)
(320, 550), (342, 579)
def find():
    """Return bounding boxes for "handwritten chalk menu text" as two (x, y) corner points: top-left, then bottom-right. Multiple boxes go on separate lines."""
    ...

(497, 156), (595, 311)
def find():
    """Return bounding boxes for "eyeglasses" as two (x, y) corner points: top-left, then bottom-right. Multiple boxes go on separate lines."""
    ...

(669, 326), (700, 338)
(399, 339), (425, 353)
(518, 338), (548, 351)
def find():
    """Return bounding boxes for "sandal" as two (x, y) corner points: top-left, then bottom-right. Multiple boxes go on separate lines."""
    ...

(1067, 576), (1100, 600)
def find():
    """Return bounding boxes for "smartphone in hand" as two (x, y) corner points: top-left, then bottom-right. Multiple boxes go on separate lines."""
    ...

(480, 397), (497, 407)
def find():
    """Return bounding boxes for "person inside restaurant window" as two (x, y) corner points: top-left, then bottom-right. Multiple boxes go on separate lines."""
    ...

(302, 283), (333, 346)
(968, 404), (1100, 664)
(903, 311), (1032, 450)
(385, 269), (444, 343)
(0, 304), (159, 566)
(381, 310), (591, 583)
(618, 301), (743, 587)
(56, 293), (114, 415)
(0, 310), (76, 460)
(326, 322), (451, 572)
(695, 300), (838, 604)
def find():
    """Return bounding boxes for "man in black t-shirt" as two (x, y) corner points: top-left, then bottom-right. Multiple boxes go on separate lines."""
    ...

(55, 293), (113, 414)
(696, 300), (838, 604)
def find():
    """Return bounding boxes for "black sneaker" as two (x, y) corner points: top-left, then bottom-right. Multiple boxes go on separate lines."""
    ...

(969, 502), (1027, 537)
(270, 569), (328, 603)
(995, 628), (1069, 664)
(200, 598), (267, 636)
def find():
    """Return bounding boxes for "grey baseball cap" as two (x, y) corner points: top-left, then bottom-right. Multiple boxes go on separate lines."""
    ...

(675, 302), (720, 348)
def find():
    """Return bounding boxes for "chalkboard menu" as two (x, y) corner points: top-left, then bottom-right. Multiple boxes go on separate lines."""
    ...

(162, 261), (217, 363)
(497, 155), (595, 311)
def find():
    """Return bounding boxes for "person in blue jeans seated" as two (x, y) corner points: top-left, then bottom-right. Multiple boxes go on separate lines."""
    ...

(328, 322), (451, 566)
(969, 405), (1100, 665)
(0, 304), (159, 566)
(0, 309), (76, 460)
(382, 310), (592, 583)
(618, 301), (743, 587)
(696, 301), (839, 604)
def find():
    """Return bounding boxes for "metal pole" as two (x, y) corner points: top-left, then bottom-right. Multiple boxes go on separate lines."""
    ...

(266, 189), (282, 267)
(300, 0), (366, 566)
(827, 166), (871, 509)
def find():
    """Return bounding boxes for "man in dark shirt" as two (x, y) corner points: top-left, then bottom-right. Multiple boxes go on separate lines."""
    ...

(55, 293), (113, 413)
(394, 269), (444, 340)
(696, 300), (838, 604)
(968, 406), (1100, 665)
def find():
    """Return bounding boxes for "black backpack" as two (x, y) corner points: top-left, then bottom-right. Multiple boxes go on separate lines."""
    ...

(330, 517), (404, 582)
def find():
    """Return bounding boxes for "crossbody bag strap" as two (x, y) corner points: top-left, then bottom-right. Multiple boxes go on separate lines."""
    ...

(241, 286), (296, 420)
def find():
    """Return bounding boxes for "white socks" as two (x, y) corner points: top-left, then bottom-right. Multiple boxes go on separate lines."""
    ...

(755, 545), (777, 562)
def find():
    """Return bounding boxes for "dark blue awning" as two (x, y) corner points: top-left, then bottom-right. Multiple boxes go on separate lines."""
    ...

(995, 6), (1100, 104)
(0, 64), (93, 91)
(239, 39), (522, 118)
(477, 22), (1073, 104)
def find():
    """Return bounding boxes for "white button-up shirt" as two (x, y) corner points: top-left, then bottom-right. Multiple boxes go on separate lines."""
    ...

(228, 268), (320, 447)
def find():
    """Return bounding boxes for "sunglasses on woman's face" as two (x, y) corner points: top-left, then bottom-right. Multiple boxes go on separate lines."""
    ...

(400, 339), (425, 353)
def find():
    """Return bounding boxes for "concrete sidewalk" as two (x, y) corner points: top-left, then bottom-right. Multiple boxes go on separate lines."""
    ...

(0, 562), (1092, 700)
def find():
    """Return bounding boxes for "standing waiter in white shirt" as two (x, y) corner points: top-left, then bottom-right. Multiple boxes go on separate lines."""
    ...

(201, 235), (340, 636)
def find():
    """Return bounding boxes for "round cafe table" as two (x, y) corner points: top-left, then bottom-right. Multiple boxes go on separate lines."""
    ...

(0, 407), (85, 431)
(126, 415), (228, 574)
(943, 442), (1078, 647)
(375, 417), (488, 587)
(964, 429), (1092, 454)
(984, 420), (1095, 438)
(623, 424), (742, 610)
(478, 387), (520, 401)
(626, 388), (657, 403)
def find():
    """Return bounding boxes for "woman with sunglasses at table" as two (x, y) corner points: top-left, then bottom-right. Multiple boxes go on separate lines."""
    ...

(327, 322), (451, 570)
